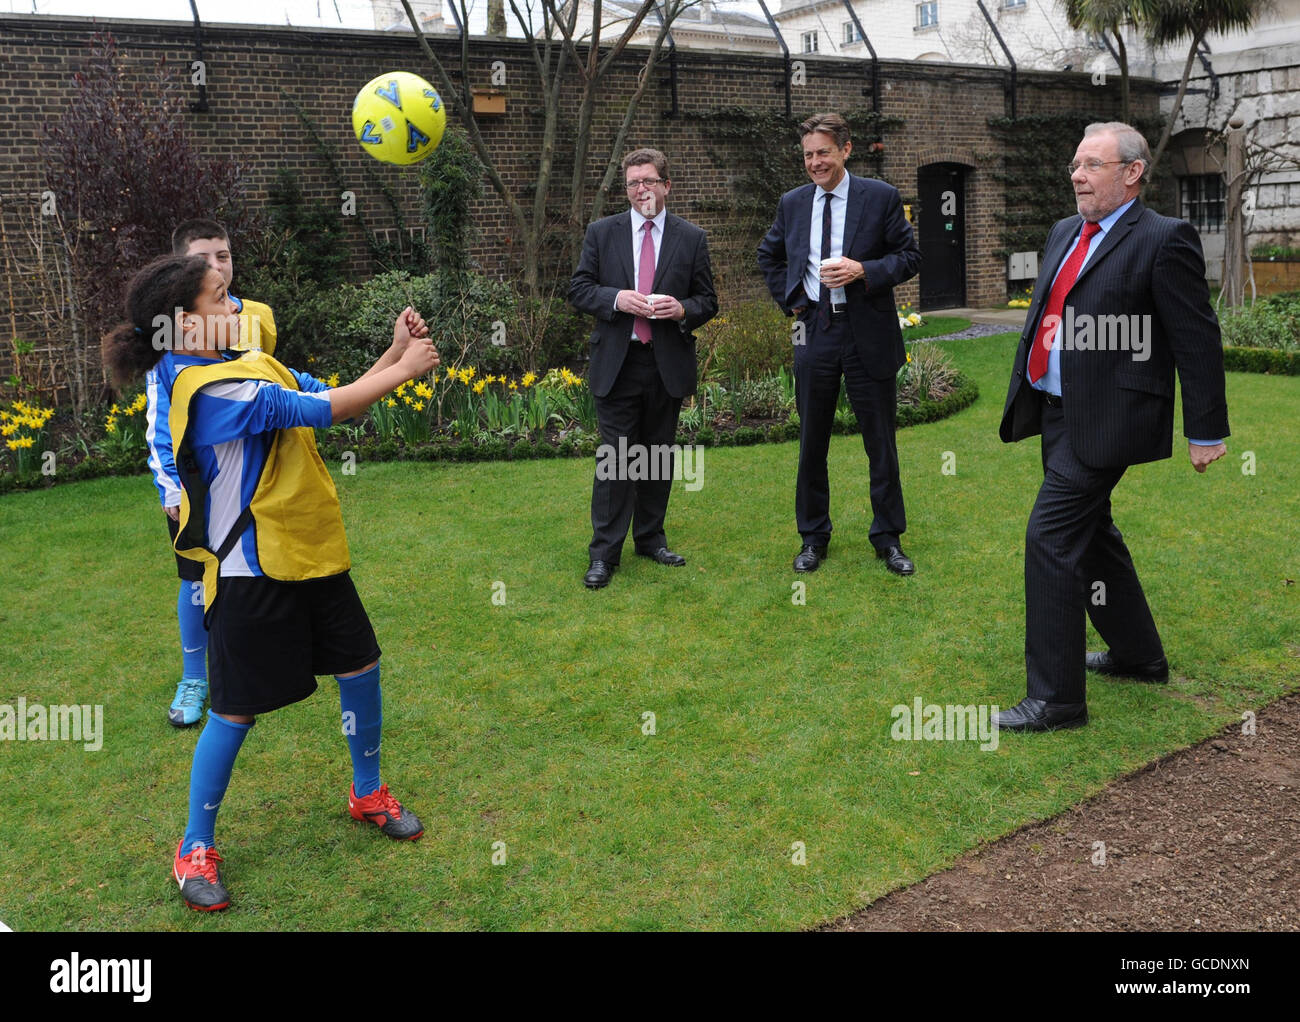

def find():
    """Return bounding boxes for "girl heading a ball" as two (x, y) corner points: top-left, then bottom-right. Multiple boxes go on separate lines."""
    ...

(105, 253), (439, 911)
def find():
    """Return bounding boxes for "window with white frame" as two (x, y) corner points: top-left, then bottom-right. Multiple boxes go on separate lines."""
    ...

(916, 2), (938, 28)
(843, 21), (863, 45)
(802, 30), (819, 53)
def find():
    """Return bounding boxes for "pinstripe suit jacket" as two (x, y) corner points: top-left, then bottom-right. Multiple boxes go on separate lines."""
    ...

(999, 200), (1230, 469)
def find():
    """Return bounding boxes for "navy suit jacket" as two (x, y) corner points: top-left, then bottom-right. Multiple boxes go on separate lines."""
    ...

(756, 173), (922, 380)
(568, 209), (717, 399)
(999, 199), (1230, 468)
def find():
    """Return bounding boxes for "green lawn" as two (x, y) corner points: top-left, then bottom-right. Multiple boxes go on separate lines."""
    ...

(1, 333), (1295, 931)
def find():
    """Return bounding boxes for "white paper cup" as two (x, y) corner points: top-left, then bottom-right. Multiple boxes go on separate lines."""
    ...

(646, 294), (666, 319)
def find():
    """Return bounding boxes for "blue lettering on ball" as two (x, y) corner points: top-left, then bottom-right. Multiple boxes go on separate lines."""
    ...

(359, 121), (382, 145)
(406, 121), (431, 153)
(423, 88), (442, 112)
(375, 80), (402, 110)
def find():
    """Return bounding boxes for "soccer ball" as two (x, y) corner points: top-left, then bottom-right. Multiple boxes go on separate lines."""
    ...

(351, 71), (446, 166)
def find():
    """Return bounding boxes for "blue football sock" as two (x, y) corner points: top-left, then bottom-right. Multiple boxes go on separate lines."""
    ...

(177, 581), (207, 680)
(337, 663), (382, 798)
(180, 711), (252, 857)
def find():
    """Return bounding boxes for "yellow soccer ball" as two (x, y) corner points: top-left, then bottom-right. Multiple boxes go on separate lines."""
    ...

(352, 71), (446, 166)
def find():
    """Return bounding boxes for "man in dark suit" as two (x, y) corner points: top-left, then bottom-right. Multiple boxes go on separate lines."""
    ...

(568, 148), (717, 589)
(756, 112), (922, 576)
(996, 122), (1230, 732)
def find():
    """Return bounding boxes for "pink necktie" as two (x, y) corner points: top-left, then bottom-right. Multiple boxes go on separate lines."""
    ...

(1028, 220), (1101, 383)
(634, 221), (655, 343)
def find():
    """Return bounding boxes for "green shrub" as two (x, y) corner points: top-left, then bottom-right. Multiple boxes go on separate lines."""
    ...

(730, 376), (790, 418)
(1217, 293), (1300, 353)
(238, 253), (353, 376)
(697, 300), (791, 383)
(1222, 346), (1300, 375)
(1251, 244), (1300, 261)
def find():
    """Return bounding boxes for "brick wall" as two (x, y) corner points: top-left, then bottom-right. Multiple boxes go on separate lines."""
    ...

(0, 13), (1161, 386)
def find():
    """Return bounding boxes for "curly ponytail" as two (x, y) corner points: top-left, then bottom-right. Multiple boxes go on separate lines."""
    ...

(102, 255), (210, 389)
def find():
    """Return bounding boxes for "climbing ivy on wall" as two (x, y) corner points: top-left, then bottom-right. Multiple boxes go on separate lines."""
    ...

(988, 113), (1170, 258)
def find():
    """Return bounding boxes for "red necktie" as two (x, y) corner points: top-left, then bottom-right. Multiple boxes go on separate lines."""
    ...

(1028, 220), (1101, 383)
(634, 221), (655, 343)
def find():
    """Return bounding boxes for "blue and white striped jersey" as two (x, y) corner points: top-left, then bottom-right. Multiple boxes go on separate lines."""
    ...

(143, 294), (266, 508)
(172, 360), (332, 576)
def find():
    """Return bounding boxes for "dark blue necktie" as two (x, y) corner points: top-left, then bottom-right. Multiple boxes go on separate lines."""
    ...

(818, 191), (833, 330)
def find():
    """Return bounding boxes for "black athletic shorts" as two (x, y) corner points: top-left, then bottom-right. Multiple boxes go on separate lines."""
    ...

(166, 512), (204, 582)
(208, 571), (381, 716)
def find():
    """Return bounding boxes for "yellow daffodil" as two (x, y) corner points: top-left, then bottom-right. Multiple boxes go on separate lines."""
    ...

(327, 373), (341, 388)
(472, 380), (486, 395)
(413, 400), (425, 411)
(386, 398), (397, 408)
(522, 372), (536, 388)
(414, 382), (433, 400)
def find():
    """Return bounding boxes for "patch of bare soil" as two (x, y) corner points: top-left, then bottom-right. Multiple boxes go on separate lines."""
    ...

(827, 691), (1300, 931)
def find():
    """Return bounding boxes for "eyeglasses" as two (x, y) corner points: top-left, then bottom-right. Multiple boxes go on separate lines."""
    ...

(1067, 159), (1132, 175)
(625, 177), (666, 190)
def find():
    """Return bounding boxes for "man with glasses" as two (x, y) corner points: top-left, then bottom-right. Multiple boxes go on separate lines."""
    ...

(995, 121), (1230, 732)
(757, 112), (922, 577)
(569, 148), (717, 589)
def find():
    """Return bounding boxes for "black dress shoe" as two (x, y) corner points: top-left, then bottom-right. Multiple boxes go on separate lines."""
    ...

(637, 547), (686, 566)
(583, 560), (615, 589)
(793, 544), (827, 572)
(1086, 650), (1169, 682)
(875, 545), (916, 576)
(994, 697), (1088, 732)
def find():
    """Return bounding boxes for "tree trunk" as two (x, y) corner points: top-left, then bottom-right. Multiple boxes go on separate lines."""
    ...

(1150, 32), (1204, 177)
(1113, 29), (1129, 123)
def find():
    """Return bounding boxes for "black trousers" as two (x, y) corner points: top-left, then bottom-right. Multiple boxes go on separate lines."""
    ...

(793, 311), (906, 550)
(588, 342), (683, 563)
(1025, 400), (1164, 703)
